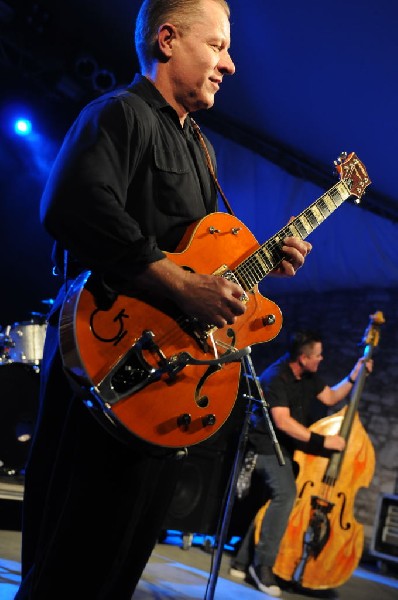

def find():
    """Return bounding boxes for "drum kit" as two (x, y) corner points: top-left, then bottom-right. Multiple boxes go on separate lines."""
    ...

(0, 302), (51, 478)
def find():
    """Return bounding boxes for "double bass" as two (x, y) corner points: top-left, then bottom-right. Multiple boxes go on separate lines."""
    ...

(254, 311), (384, 590)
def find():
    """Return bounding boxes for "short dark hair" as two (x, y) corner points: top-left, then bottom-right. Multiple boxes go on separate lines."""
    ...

(135, 0), (230, 73)
(287, 330), (322, 361)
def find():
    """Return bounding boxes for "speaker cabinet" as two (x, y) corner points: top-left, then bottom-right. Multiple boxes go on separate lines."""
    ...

(370, 493), (398, 564)
(163, 391), (250, 535)
(163, 445), (234, 535)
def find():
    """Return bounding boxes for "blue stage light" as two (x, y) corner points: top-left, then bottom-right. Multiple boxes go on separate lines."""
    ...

(14, 118), (32, 136)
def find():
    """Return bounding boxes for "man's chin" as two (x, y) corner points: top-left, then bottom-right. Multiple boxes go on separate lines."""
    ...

(186, 94), (215, 113)
(196, 96), (215, 111)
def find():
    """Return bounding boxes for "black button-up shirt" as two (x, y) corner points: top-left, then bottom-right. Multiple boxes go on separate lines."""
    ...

(41, 74), (218, 288)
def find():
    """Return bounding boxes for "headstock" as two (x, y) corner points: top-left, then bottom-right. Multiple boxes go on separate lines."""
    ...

(335, 152), (371, 203)
(362, 310), (385, 348)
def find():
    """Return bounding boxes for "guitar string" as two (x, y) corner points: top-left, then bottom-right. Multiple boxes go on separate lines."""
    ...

(190, 118), (349, 291)
(236, 182), (349, 288)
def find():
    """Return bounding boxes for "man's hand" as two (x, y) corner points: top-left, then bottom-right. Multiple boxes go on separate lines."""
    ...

(176, 271), (246, 328)
(132, 258), (246, 329)
(271, 235), (312, 277)
(324, 434), (346, 451)
(349, 357), (374, 382)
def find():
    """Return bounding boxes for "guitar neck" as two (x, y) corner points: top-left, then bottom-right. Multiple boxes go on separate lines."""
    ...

(235, 179), (352, 291)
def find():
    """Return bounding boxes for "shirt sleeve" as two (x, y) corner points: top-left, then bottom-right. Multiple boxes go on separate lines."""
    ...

(40, 96), (165, 284)
(312, 373), (327, 397)
(262, 375), (291, 409)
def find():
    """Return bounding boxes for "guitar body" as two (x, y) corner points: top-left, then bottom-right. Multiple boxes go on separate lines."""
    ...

(60, 213), (282, 448)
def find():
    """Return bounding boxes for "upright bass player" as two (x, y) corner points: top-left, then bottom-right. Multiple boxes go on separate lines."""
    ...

(230, 329), (373, 596)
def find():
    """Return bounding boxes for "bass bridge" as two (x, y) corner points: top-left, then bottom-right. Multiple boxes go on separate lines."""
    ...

(292, 495), (334, 584)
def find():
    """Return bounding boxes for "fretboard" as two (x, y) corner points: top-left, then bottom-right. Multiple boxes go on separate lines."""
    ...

(235, 179), (352, 291)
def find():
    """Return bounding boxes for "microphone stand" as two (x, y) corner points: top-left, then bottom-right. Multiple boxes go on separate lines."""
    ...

(204, 351), (284, 600)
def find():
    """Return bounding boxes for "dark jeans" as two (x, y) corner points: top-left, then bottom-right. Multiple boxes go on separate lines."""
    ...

(234, 453), (296, 568)
(15, 316), (183, 600)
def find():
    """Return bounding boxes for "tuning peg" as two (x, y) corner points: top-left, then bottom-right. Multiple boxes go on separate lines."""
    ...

(334, 151), (348, 166)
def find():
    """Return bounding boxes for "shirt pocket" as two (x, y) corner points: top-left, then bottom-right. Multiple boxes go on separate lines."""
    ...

(154, 145), (190, 174)
(153, 145), (204, 218)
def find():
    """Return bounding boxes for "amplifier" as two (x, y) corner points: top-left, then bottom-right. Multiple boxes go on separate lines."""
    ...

(370, 493), (398, 564)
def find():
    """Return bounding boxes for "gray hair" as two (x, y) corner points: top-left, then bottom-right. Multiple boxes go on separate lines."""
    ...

(135, 0), (230, 73)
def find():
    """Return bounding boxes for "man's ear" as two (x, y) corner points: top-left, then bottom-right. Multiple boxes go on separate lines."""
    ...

(157, 23), (177, 59)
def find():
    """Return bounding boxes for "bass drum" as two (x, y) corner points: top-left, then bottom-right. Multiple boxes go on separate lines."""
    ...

(0, 363), (40, 475)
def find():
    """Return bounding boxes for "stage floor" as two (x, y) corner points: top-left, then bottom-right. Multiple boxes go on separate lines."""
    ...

(1, 527), (398, 600)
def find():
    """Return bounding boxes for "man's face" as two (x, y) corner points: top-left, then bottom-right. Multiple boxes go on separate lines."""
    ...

(301, 342), (324, 373)
(169, 0), (235, 114)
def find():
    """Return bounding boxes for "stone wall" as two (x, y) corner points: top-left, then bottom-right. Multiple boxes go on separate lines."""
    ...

(250, 286), (398, 551)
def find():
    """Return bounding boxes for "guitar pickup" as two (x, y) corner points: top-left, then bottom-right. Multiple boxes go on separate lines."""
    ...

(213, 265), (249, 303)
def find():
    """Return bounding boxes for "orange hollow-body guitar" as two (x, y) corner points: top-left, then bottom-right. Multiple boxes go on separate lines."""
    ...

(60, 153), (370, 448)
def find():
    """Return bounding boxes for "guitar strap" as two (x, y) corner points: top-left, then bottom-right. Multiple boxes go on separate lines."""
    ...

(190, 117), (236, 217)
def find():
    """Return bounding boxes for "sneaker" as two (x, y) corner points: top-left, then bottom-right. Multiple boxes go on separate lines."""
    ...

(229, 566), (246, 580)
(248, 564), (281, 597)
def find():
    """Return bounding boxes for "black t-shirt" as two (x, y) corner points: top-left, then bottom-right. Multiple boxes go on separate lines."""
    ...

(248, 354), (326, 457)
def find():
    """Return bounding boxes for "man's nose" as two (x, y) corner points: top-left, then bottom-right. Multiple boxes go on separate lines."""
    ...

(219, 51), (235, 75)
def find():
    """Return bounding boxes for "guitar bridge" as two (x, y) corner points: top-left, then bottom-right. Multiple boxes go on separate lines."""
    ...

(94, 330), (189, 405)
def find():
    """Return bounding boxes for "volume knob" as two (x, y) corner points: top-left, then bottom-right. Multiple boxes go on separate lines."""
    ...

(177, 413), (191, 427)
(262, 314), (276, 326)
(202, 414), (216, 427)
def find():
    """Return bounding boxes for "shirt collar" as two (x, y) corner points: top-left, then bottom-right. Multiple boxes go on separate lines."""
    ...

(128, 74), (192, 132)
(127, 74), (170, 110)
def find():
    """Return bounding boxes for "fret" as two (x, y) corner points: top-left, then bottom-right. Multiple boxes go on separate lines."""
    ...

(268, 241), (284, 263)
(235, 263), (250, 289)
(292, 219), (308, 238)
(323, 192), (336, 212)
(258, 247), (274, 270)
(272, 234), (283, 246)
(236, 271), (251, 291)
(288, 223), (300, 237)
(296, 215), (312, 235)
(234, 266), (250, 290)
(254, 250), (270, 273)
(330, 186), (344, 206)
(336, 180), (352, 202)
(311, 204), (324, 223)
(250, 256), (267, 281)
(245, 260), (260, 288)
(317, 196), (332, 218)
(305, 208), (319, 228)
(237, 260), (260, 290)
